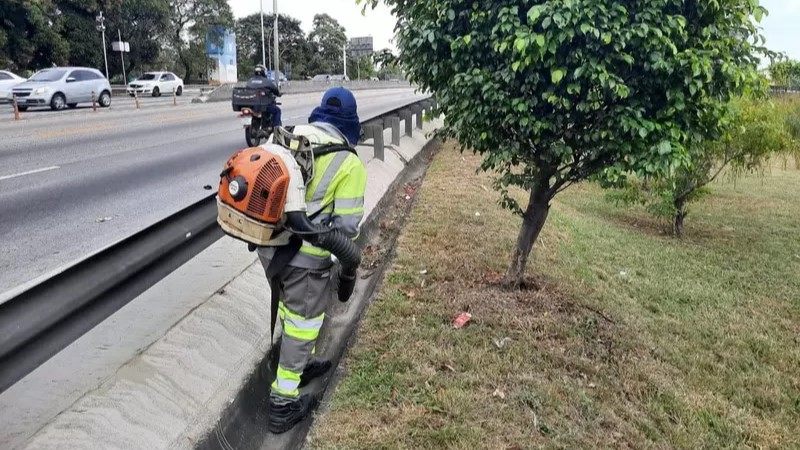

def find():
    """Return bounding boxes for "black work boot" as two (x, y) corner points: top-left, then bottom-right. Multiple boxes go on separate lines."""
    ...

(268, 394), (318, 434)
(299, 359), (332, 388)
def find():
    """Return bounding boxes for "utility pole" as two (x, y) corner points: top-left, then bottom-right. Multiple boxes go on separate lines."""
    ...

(260, 0), (266, 67)
(273, 0), (279, 84)
(96, 12), (109, 80)
(343, 43), (347, 80)
(118, 29), (127, 85)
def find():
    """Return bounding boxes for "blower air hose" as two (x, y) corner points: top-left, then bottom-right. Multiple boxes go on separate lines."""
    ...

(284, 211), (362, 270)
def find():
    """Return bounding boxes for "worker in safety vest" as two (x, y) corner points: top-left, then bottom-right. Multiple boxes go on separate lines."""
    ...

(256, 87), (367, 433)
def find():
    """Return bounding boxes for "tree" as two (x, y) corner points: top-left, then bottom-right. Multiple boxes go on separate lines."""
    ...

(0, 0), (68, 71)
(112, 0), (171, 75)
(372, 47), (403, 80)
(347, 54), (377, 79)
(167, 0), (233, 80)
(308, 13), (347, 74)
(607, 96), (791, 236)
(235, 13), (311, 80)
(360, 0), (769, 286)
(54, 0), (168, 78)
(769, 59), (800, 88)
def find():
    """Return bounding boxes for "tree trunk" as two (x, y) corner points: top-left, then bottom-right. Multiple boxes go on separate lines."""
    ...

(503, 176), (552, 289)
(674, 198), (687, 238)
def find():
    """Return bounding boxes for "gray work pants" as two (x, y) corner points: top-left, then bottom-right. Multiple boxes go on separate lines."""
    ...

(259, 252), (333, 403)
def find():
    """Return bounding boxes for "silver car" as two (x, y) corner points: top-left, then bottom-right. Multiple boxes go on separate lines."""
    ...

(0, 70), (26, 104)
(11, 67), (112, 111)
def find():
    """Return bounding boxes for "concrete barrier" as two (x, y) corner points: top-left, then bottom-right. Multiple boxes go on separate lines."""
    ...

(9, 115), (441, 450)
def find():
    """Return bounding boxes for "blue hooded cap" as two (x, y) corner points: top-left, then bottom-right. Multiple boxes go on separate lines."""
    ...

(308, 87), (361, 145)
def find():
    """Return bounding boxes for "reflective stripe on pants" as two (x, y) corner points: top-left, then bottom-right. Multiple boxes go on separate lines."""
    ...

(257, 257), (333, 401)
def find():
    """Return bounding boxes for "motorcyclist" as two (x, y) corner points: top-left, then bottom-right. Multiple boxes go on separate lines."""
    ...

(247, 64), (282, 127)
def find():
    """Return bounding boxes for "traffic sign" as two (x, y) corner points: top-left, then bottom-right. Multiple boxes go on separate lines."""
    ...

(112, 41), (130, 52)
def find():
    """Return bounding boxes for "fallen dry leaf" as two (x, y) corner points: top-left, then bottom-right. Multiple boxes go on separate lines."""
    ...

(492, 388), (506, 400)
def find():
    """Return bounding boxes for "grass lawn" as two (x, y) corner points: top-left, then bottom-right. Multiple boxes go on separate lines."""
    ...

(308, 141), (800, 450)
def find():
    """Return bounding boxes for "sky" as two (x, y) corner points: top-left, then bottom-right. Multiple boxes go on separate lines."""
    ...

(227, 0), (399, 52)
(227, 0), (800, 60)
(759, 0), (800, 61)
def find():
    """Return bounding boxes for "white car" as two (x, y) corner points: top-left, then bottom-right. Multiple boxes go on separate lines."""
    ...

(0, 70), (26, 104)
(127, 71), (184, 97)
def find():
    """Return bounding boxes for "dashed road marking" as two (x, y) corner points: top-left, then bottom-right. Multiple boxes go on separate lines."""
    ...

(0, 166), (60, 181)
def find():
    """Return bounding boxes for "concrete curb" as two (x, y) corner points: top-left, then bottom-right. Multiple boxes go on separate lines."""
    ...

(14, 118), (442, 450)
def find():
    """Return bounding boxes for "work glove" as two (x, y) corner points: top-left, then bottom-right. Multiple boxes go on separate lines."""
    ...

(336, 264), (358, 303)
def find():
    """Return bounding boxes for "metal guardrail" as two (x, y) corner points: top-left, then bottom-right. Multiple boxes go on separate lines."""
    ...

(0, 96), (436, 394)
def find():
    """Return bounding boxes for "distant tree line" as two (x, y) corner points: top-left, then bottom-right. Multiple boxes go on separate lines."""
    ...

(0, 1), (402, 82)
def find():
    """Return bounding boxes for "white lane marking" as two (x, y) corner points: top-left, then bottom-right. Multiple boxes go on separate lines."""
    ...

(0, 166), (60, 181)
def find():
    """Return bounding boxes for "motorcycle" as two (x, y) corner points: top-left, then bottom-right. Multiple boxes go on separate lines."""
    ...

(232, 82), (282, 147)
(239, 102), (281, 147)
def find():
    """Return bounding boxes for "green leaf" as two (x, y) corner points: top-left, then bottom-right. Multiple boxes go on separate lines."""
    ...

(657, 141), (671, 155)
(527, 5), (544, 22)
(535, 34), (546, 47)
(551, 68), (565, 84)
(754, 7), (764, 22)
(514, 37), (527, 52)
(542, 17), (552, 29)
(580, 23), (591, 34)
(463, 35), (472, 44)
(602, 32), (612, 44)
(448, 9), (455, 21)
(639, 128), (648, 138)
(520, 117), (529, 126)
(512, 61), (521, 72)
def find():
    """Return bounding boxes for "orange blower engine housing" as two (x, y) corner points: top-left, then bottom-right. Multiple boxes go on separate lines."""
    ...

(217, 146), (292, 245)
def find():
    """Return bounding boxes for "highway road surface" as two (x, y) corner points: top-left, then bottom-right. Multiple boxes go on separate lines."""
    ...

(0, 88), (425, 297)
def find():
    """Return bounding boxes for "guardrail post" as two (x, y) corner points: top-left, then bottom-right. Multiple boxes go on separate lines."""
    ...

(134, 91), (140, 110)
(385, 116), (401, 146)
(92, 91), (97, 112)
(400, 109), (413, 137)
(364, 123), (385, 161)
(173, 87), (177, 106)
(13, 95), (20, 121)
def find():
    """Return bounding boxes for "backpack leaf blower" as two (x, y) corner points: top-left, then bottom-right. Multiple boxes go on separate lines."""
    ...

(216, 129), (362, 276)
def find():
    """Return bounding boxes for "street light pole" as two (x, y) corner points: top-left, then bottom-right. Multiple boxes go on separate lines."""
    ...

(260, 0), (266, 67)
(343, 44), (347, 80)
(273, 0), (279, 84)
(96, 12), (109, 80)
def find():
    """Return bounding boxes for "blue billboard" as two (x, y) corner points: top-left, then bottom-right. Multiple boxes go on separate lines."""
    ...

(206, 26), (237, 66)
(206, 26), (238, 83)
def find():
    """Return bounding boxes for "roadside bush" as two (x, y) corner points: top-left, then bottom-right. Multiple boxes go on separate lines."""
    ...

(606, 96), (792, 236)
